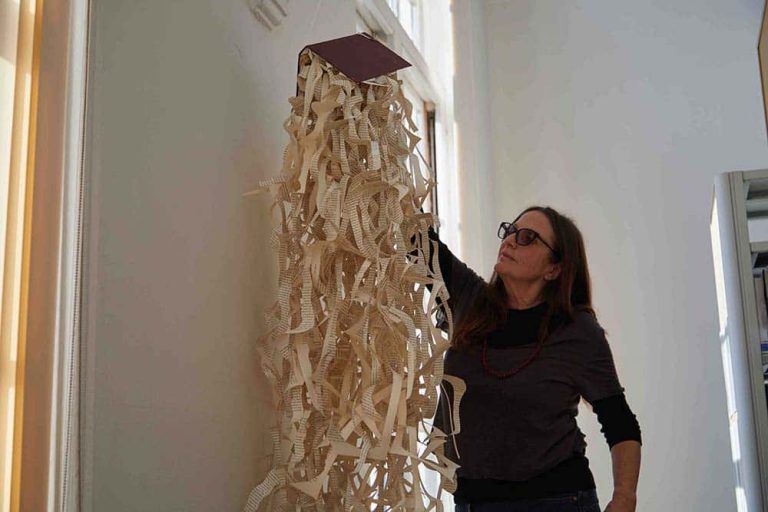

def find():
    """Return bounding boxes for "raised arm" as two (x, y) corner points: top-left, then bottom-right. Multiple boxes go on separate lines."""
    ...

(409, 221), (487, 332)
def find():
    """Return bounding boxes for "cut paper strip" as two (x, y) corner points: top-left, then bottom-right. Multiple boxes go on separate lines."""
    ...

(242, 44), (464, 511)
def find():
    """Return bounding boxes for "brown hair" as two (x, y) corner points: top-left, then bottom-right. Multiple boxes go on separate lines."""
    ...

(452, 206), (597, 352)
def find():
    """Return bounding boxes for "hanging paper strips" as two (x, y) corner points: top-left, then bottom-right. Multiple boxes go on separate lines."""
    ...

(242, 46), (463, 511)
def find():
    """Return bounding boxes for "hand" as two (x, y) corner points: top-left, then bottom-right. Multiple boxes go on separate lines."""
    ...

(604, 489), (636, 512)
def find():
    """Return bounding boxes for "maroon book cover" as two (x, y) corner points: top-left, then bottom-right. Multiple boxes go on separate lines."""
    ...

(298, 32), (411, 84)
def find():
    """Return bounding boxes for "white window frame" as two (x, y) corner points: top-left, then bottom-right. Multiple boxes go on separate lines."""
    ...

(355, 0), (453, 222)
(0, 0), (90, 510)
(356, 0), (435, 112)
(51, 1), (92, 511)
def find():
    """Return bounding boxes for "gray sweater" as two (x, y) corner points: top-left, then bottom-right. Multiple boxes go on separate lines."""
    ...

(432, 249), (625, 482)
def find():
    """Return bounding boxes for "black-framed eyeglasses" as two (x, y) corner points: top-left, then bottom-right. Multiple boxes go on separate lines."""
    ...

(497, 222), (561, 261)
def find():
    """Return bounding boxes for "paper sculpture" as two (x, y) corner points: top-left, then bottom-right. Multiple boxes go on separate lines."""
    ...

(242, 34), (462, 511)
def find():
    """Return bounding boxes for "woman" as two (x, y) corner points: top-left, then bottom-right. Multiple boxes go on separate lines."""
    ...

(426, 206), (642, 512)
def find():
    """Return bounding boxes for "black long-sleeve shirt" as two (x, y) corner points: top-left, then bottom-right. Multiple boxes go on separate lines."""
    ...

(414, 224), (641, 503)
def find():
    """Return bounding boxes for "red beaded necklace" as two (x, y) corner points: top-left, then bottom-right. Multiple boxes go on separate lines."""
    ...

(481, 301), (550, 378)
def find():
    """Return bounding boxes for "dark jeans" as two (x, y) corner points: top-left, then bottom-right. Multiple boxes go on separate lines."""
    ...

(454, 488), (600, 512)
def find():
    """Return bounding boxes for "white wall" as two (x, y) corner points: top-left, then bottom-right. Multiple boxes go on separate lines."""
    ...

(452, 1), (768, 511)
(452, 0), (498, 269)
(82, 0), (768, 509)
(83, 1), (357, 510)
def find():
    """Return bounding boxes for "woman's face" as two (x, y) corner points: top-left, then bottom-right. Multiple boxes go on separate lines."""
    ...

(494, 210), (561, 283)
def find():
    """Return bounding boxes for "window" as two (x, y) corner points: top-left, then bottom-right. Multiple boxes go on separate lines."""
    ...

(1, 0), (88, 509)
(385, 0), (423, 52)
(401, 82), (438, 218)
(0, 1), (37, 508)
(356, 0), (438, 219)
